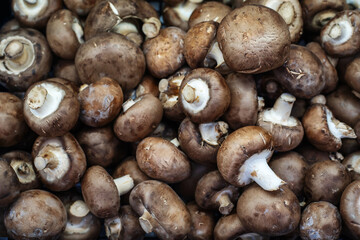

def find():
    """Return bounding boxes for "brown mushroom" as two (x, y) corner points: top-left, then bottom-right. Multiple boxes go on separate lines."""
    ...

(343, 56), (360, 93)
(113, 156), (150, 186)
(63, 0), (100, 16)
(188, 1), (231, 28)
(129, 180), (191, 240)
(340, 180), (360, 238)
(163, 0), (200, 31)
(213, 214), (247, 240)
(255, 72), (284, 104)
(54, 60), (81, 86)
(343, 151), (360, 180)
(0, 159), (21, 207)
(296, 142), (342, 165)
(128, 74), (159, 99)
(4, 189), (67, 240)
(187, 202), (215, 240)
(217, 5), (291, 74)
(0, 18), (20, 33)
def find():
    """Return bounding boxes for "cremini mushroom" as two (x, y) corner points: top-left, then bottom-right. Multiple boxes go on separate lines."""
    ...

(54, 60), (81, 86)
(187, 202), (215, 240)
(340, 180), (360, 238)
(188, 1), (231, 28)
(163, 0), (200, 31)
(0, 159), (21, 207)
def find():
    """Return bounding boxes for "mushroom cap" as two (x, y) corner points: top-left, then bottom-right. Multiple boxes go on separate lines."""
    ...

(188, 1), (231, 28)
(4, 189), (67, 240)
(187, 202), (215, 240)
(344, 56), (360, 93)
(217, 5), (291, 74)
(143, 27), (186, 79)
(237, 184), (300, 236)
(340, 180), (360, 238)
(136, 137), (191, 183)
(214, 213), (247, 240)
(184, 21), (218, 69)
(0, 160), (20, 207)
(117, 205), (145, 240)
(129, 180), (191, 240)
(81, 165), (120, 218)
(75, 32), (145, 92)
(342, 151), (360, 181)
(54, 60), (81, 86)
(113, 157), (150, 186)
(217, 126), (273, 187)
(63, 0), (100, 16)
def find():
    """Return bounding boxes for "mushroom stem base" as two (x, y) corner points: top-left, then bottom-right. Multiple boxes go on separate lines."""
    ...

(139, 210), (154, 233)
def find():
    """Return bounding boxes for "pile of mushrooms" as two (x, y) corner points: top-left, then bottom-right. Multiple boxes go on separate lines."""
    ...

(2, 0), (360, 239)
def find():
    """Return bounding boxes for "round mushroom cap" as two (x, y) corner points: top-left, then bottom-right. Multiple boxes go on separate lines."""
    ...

(340, 180), (360, 238)
(217, 5), (291, 74)
(4, 189), (67, 240)
(188, 1), (231, 28)
(0, 160), (20, 207)
(213, 213), (247, 240)
(75, 32), (145, 92)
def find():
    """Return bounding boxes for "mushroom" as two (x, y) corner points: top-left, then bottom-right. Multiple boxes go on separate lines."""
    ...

(32, 133), (87, 192)
(23, 80), (80, 137)
(343, 56), (360, 93)
(78, 77), (124, 127)
(76, 126), (128, 168)
(81, 165), (134, 218)
(0, 28), (52, 91)
(129, 180), (191, 240)
(340, 180), (360, 238)
(113, 93), (163, 142)
(54, 60), (81, 86)
(113, 156), (150, 186)
(296, 142), (343, 165)
(2, 151), (40, 191)
(136, 136), (191, 183)
(149, 121), (178, 141)
(0, 92), (28, 147)
(163, 0), (200, 31)
(217, 126), (285, 191)
(343, 151), (360, 180)
(0, 19), (20, 33)
(217, 5), (291, 74)
(299, 201), (341, 240)
(179, 68), (230, 123)
(63, 0), (101, 16)
(195, 170), (239, 215)
(178, 117), (229, 165)
(46, 9), (84, 60)
(237, 184), (301, 236)
(187, 202), (215, 240)
(304, 159), (351, 205)
(257, 93), (304, 152)
(12, 0), (63, 28)
(272, 44), (325, 99)
(4, 189), (67, 240)
(0, 159), (20, 207)
(75, 32), (145, 92)
(0, 208), (7, 237)
(255, 72), (284, 104)
(224, 73), (260, 130)
(188, 1), (231, 28)
(320, 10), (360, 57)
(143, 27), (186, 79)
(129, 74), (160, 99)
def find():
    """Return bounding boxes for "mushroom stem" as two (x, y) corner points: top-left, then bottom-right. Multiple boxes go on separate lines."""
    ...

(181, 78), (210, 114)
(173, 1), (199, 22)
(170, 138), (180, 147)
(10, 160), (36, 184)
(217, 194), (234, 215)
(313, 10), (337, 29)
(277, 2), (295, 25)
(205, 41), (225, 68)
(112, 20), (143, 46)
(27, 85), (47, 109)
(113, 174), (134, 196)
(69, 200), (90, 218)
(139, 209), (154, 233)
(142, 17), (161, 39)
(238, 149), (285, 191)
(105, 216), (122, 239)
(265, 93), (296, 122)
(182, 85), (196, 103)
(329, 24), (342, 39)
(16, 162), (30, 175)
(122, 97), (142, 112)
(4, 40), (33, 68)
(199, 121), (229, 146)
(72, 18), (84, 44)
(326, 108), (357, 139)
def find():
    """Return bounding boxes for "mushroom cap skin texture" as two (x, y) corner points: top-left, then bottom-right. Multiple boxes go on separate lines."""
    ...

(237, 184), (301, 237)
(188, 1), (231, 29)
(213, 213), (247, 240)
(143, 27), (186, 79)
(0, 160), (20, 208)
(78, 77), (124, 127)
(129, 180), (191, 240)
(75, 32), (145, 92)
(4, 189), (67, 240)
(0, 92), (28, 147)
(32, 133), (87, 192)
(81, 165), (120, 219)
(46, 9), (84, 60)
(113, 156), (150, 186)
(23, 80), (80, 137)
(340, 180), (360, 238)
(12, 0), (63, 29)
(321, 10), (360, 57)
(63, 0), (100, 16)
(342, 151), (360, 181)
(0, 18), (20, 33)
(300, 201), (342, 240)
(344, 56), (360, 93)
(217, 5), (291, 74)
(273, 44), (325, 99)
(179, 68), (230, 124)
(304, 160), (351, 205)
(136, 137), (191, 183)
(113, 93), (163, 143)
(187, 202), (215, 240)
(0, 28), (52, 91)
(53, 60), (81, 86)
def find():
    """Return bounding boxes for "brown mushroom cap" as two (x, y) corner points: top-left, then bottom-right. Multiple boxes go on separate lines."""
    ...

(0, 160), (20, 207)
(53, 60), (81, 86)
(217, 5), (290, 74)
(300, 201), (341, 240)
(304, 159), (351, 205)
(344, 56), (360, 93)
(129, 180), (191, 240)
(136, 136), (191, 183)
(63, 0), (100, 16)
(343, 151), (360, 181)
(340, 180), (360, 238)
(213, 213), (248, 240)
(113, 156), (150, 186)
(237, 184), (300, 236)
(4, 189), (67, 240)
(187, 202), (215, 240)
(188, 1), (231, 28)
(75, 32), (145, 92)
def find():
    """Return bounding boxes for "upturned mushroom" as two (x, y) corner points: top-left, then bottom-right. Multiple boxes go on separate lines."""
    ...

(217, 126), (285, 191)
(129, 180), (191, 240)
(343, 56), (360, 93)
(255, 72), (284, 103)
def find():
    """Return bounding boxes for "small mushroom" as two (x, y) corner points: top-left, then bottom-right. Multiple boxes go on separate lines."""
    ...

(63, 0), (101, 16)
(340, 180), (360, 238)
(23, 80), (80, 137)
(213, 214), (247, 240)
(188, 1), (231, 28)
(81, 165), (134, 218)
(0, 159), (21, 207)
(187, 202), (215, 240)
(136, 136), (191, 183)
(217, 126), (285, 191)
(129, 180), (191, 240)
(195, 170), (239, 215)
(32, 133), (87, 192)
(343, 151), (360, 180)
(343, 56), (360, 93)
(299, 201), (341, 240)
(4, 189), (67, 240)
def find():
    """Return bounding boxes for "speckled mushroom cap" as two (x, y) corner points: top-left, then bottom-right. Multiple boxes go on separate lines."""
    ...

(217, 4), (291, 74)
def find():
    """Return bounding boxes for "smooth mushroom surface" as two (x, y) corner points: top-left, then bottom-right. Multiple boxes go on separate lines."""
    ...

(343, 151), (360, 180)
(188, 1), (231, 28)
(0, 159), (20, 207)
(187, 201), (215, 240)
(340, 180), (360, 238)
(344, 56), (360, 93)
(53, 60), (81, 86)
(213, 213), (247, 240)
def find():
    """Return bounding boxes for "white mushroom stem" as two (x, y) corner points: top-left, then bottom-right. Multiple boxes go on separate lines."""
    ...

(70, 200), (90, 218)
(139, 209), (154, 233)
(72, 18), (84, 44)
(199, 121), (229, 146)
(14, 0), (48, 19)
(277, 1), (295, 25)
(326, 107), (357, 139)
(181, 78), (210, 114)
(10, 160), (36, 184)
(105, 216), (122, 239)
(238, 149), (285, 191)
(27, 83), (65, 119)
(205, 41), (225, 68)
(173, 1), (199, 22)
(114, 174), (134, 196)
(142, 17), (161, 39)
(217, 194), (233, 215)
(313, 10), (338, 28)
(25, 0), (37, 4)
(170, 138), (180, 147)
(263, 93), (297, 125)
(122, 97), (142, 112)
